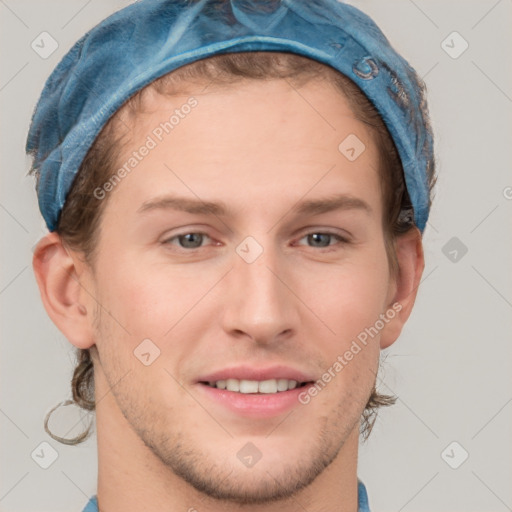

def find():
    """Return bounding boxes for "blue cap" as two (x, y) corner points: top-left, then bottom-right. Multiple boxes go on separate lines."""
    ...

(26, 0), (433, 232)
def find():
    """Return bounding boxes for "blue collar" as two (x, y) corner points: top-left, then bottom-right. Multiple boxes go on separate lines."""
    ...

(82, 479), (371, 511)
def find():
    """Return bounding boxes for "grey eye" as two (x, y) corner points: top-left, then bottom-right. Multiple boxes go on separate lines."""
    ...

(306, 233), (336, 247)
(176, 233), (205, 249)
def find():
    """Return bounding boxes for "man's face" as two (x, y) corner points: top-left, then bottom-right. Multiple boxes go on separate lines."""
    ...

(83, 78), (397, 503)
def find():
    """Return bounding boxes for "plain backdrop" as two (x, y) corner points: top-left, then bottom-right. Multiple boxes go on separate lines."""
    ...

(1, 1), (511, 511)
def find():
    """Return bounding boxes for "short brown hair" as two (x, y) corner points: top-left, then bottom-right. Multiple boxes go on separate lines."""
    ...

(32, 52), (435, 445)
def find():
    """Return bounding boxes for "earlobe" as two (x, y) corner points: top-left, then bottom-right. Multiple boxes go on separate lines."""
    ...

(380, 227), (425, 349)
(32, 232), (95, 349)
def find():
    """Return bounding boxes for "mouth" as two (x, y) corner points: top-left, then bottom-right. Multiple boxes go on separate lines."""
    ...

(196, 377), (315, 418)
(195, 365), (316, 417)
(199, 378), (313, 394)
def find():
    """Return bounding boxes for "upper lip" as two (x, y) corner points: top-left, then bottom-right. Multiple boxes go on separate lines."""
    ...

(197, 365), (315, 384)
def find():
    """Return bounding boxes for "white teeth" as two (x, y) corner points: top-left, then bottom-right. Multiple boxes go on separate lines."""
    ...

(226, 378), (239, 392)
(210, 378), (303, 393)
(258, 379), (277, 394)
(239, 380), (259, 393)
(277, 378), (289, 391)
(215, 380), (227, 390)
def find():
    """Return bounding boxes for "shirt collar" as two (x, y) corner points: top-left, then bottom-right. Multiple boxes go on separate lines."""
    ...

(82, 479), (371, 512)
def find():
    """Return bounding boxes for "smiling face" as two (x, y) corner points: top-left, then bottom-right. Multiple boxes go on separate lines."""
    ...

(79, 77), (399, 503)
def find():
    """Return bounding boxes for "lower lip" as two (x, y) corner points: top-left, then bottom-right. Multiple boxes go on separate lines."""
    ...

(196, 383), (314, 418)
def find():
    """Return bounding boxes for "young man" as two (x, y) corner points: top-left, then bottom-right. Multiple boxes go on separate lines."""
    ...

(28, 1), (435, 511)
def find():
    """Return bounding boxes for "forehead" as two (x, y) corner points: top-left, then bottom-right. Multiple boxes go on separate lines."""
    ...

(104, 78), (382, 224)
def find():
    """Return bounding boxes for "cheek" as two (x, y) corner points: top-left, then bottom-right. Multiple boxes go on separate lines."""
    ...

(299, 263), (387, 409)
(92, 256), (167, 339)
(303, 253), (391, 338)
(94, 253), (219, 346)
(296, 250), (391, 392)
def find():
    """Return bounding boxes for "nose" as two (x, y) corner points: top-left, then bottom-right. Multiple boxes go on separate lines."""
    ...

(220, 239), (298, 346)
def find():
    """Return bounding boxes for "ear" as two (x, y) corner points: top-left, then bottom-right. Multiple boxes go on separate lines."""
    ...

(32, 232), (96, 349)
(380, 227), (425, 349)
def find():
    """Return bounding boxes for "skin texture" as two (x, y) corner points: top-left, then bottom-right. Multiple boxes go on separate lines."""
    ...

(33, 78), (424, 512)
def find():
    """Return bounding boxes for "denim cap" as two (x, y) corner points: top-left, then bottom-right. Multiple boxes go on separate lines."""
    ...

(26, 0), (433, 232)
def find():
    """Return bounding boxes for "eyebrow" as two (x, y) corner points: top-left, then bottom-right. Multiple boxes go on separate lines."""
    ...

(137, 193), (372, 217)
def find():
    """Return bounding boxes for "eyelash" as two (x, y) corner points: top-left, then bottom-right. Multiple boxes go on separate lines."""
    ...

(162, 231), (350, 252)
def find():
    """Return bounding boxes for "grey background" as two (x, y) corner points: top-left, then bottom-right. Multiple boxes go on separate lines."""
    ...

(1, 1), (511, 511)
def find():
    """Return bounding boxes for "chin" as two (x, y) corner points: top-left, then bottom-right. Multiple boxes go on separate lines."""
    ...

(142, 424), (343, 505)
(169, 454), (335, 505)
